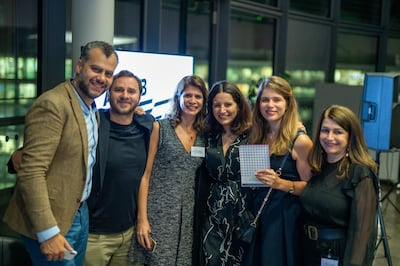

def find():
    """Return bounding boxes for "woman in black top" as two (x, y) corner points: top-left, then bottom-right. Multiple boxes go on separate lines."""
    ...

(300, 105), (378, 266)
(245, 76), (313, 266)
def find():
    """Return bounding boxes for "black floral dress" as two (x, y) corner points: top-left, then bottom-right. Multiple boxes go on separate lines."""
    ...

(202, 133), (252, 266)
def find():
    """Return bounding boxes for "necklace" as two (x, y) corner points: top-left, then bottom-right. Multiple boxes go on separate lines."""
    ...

(267, 131), (277, 141)
(176, 125), (197, 153)
(177, 125), (196, 140)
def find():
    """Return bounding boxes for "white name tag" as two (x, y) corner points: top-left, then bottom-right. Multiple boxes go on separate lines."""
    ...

(321, 257), (339, 266)
(191, 146), (205, 157)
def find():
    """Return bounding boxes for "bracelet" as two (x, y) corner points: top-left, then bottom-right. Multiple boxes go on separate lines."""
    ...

(288, 181), (295, 194)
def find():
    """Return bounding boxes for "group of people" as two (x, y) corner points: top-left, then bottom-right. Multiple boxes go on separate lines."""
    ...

(4, 39), (379, 266)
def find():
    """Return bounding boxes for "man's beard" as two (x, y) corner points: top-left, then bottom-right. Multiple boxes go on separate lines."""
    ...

(78, 79), (101, 99)
(111, 102), (137, 116)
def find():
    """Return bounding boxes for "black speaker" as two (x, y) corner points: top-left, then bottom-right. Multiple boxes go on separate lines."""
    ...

(361, 73), (400, 151)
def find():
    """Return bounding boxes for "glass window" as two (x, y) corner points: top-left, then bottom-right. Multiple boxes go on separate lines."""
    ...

(286, 20), (331, 72)
(0, 124), (24, 189)
(289, 0), (331, 17)
(227, 9), (275, 107)
(340, 0), (381, 25)
(186, 1), (211, 81)
(386, 37), (400, 72)
(335, 33), (378, 85)
(0, 0), (37, 118)
(0, 0), (37, 188)
(285, 19), (330, 133)
(161, 1), (180, 54)
(114, 0), (141, 51)
(245, 0), (277, 5)
(390, 0), (400, 29)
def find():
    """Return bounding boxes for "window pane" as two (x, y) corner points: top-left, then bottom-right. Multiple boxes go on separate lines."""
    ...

(246, 0), (277, 5)
(335, 33), (377, 85)
(286, 19), (331, 71)
(0, 0), (37, 114)
(386, 37), (400, 72)
(284, 73), (322, 137)
(114, 0), (141, 51)
(227, 9), (275, 106)
(0, 124), (24, 189)
(161, 1), (180, 53)
(340, 0), (381, 25)
(286, 19), (330, 134)
(390, 0), (400, 29)
(290, 0), (331, 17)
(186, 1), (211, 81)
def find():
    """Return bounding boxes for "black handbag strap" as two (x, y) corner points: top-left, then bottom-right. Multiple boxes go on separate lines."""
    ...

(276, 130), (304, 176)
(251, 130), (305, 226)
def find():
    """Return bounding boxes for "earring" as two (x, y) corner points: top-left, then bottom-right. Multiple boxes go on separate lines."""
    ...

(346, 148), (349, 157)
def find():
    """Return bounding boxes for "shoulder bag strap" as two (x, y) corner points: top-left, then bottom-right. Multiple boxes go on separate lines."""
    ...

(276, 130), (305, 176)
(251, 130), (306, 226)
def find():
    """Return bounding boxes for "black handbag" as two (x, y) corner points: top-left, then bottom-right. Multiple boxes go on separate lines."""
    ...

(234, 205), (257, 244)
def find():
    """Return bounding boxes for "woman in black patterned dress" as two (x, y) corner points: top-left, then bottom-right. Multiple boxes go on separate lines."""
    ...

(201, 80), (252, 265)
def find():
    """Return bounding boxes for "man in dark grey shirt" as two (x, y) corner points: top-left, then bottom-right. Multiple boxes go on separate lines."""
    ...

(85, 70), (156, 266)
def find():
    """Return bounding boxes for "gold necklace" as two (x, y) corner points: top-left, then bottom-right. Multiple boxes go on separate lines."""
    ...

(179, 125), (196, 140)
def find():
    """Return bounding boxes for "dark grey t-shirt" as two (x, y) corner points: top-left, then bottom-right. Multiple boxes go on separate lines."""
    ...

(89, 120), (146, 233)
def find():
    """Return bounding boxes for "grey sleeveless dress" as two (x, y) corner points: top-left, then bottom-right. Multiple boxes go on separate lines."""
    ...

(130, 118), (205, 265)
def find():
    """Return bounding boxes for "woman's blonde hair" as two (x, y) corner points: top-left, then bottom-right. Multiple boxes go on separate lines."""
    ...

(249, 76), (300, 155)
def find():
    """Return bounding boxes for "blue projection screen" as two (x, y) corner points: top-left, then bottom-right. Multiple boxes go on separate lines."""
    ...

(95, 50), (194, 119)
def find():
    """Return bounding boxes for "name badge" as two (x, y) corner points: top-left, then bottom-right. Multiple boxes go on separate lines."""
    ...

(321, 255), (339, 266)
(191, 146), (205, 157)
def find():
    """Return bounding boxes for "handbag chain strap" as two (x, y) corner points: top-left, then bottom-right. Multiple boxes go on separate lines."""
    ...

(250, 130), (304, 227)
(251, 186), (273, 226)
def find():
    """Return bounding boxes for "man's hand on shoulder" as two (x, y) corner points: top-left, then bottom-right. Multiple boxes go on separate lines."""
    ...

(134, 107), (146, 115)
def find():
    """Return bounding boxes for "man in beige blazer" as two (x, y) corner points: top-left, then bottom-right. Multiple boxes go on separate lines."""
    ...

(3, 41), (118, 265)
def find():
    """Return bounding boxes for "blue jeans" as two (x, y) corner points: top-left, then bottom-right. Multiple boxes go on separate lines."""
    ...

(21, 202), (89, 266)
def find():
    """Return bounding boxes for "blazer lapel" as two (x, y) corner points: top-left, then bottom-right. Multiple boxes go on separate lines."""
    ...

(65, 82), (89, 172)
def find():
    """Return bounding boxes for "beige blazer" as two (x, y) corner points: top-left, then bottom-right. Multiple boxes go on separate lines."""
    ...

(3, 81), (89, 239)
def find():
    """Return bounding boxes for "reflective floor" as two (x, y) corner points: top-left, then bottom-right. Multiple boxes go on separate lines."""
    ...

(0, 183), (399, 265)
(373, 181), (400, 266)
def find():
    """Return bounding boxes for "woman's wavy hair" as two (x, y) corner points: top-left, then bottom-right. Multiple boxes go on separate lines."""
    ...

(206, 80), (252, 136)
(167, 75), (208, 133)
(309, 105), (378, 179)
(248, 76), (300, 155)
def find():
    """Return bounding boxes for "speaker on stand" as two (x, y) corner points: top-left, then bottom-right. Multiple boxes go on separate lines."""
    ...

(361, 72), (400, 266)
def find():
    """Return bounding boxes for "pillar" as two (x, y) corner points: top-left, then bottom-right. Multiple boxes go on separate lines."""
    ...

(71, 0), (115, 71)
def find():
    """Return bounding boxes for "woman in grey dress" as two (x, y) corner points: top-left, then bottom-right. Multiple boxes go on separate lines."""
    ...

(130, 75), (208, 265)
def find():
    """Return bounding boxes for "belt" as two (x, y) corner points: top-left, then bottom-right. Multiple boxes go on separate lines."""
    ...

(304, 225), (346, 241)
